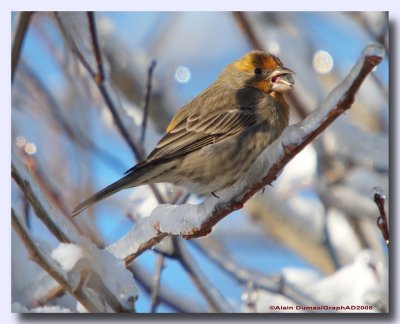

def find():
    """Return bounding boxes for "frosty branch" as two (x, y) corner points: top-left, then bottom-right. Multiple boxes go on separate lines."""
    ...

(106, 43), (385, 264)
(12, 155), (137, 313)
(12, 209), (102, 312)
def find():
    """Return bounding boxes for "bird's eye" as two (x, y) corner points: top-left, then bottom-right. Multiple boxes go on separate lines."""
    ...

(254, 67), (262, 75)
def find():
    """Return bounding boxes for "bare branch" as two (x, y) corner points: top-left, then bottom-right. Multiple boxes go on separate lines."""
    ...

(18, 60), (126, 172)
(105, 43), (385, 263)
(321, 209), (341, 270)
(372, 187), (389, 246)
(141, 60), (157, 146)
(53, 13), (96, 79)
(87, 12), (105, 84)
(232, 12), (263, 51)
(191, 240), (320, 307)
(12, 161), (73, 243)
(54, 12), (170, 204)
(150, 254), (164, 313)
(12, 12), (34, 83)
(173, 239), (233, 312)
(128, 263), (206, 313)
(54, 12), (145, 161)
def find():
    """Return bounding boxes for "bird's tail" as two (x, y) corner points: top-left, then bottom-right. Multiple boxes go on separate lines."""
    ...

(71, 173), (137, 217)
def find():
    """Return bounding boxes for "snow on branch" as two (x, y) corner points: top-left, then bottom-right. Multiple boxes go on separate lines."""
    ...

(12, 155), (137, 312)
(106, 43), (385, 264)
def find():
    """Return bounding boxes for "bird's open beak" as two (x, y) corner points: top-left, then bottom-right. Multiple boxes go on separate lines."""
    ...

(270, 67), (295, 92)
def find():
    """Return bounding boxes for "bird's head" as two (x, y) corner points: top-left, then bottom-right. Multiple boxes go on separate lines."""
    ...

(230, 50), (295, 93)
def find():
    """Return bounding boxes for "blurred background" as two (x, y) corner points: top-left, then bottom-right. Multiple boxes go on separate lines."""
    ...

(11, 12), (389, 313)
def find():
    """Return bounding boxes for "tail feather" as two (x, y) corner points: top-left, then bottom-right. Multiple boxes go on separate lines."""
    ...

(71, 174), (136, 217)
(72, 159), (177, 217)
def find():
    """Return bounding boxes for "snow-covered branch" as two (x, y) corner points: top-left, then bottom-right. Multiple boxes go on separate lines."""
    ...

(12, 155), (137, 313)
(107, 43), (385, 263)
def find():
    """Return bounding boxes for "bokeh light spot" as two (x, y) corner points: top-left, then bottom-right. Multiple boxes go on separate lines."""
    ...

(174, 66), (191, 84)
(313, 50), (334, 74)
(25, 143), (37, 155)
(16, 135), (26, 147)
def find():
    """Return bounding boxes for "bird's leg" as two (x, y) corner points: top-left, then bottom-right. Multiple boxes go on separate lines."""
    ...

(211, 192), (220, 198)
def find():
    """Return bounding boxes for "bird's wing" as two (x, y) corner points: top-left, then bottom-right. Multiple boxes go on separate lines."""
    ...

(145, 106), (258, 163)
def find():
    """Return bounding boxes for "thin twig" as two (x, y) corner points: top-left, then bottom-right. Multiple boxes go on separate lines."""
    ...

(87, 12), (104, 84)
(372, 187), (389, 246)
(85, 12), (146, 161)
(173, 239), (233, 312)
(347, 12), (388, 99)
(141, 60), (157, 146)
(54, 13), (145, 160)
(191, 240), (319, 307)
(54, 13), (96, 79)
(12, 12), (34, 83)
(23, 195), (31, 229)
(321, 208), (341, 270)
(349, 12), (389, 53)
(128, 263), (206, 313)
(371, 71), (389, 98)
(55, 13), (166, 203)
(97, 82), (147, 159)
(19, 60), (126, 172)
(150, 254), (164, 313)
(12, 163), (71, 243)
(15, 146), (104, 246)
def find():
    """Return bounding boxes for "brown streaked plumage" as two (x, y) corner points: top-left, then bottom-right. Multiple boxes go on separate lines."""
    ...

(72, 50), (295, 217)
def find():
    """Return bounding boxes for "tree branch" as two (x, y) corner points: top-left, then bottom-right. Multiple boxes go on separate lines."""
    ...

(128, 263), (206, 313)
(87, 12), (105, 84)
(372, 187), (389, 246)
(19, 60), (126, 173)
(191, 240), (320, 307)
(12, 154), (138, 312)
(150, 254), (164, 313)
(54, 12), (167, 203)
(172, 239), (233, 312)
(12, 161), (73, 243)
(12, 209), (101, 312)
(54, 12), (145, 161)
(12, 12), (34, 83)
(232, 12), (263, 51)
(105, 43), (385, 263)
(141, 59), (157, 146)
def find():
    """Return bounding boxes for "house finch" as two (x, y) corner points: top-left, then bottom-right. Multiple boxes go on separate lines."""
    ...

(72, 50), (294, 216)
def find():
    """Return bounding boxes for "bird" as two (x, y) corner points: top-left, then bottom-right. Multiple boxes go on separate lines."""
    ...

(72, 50), (294, 216)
